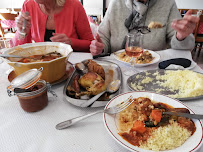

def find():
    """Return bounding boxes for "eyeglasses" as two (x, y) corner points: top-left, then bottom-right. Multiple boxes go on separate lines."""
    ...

(129, 26), (151, 34)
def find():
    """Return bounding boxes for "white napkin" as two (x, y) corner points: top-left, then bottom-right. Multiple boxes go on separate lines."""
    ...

(165, 64), (185, 70)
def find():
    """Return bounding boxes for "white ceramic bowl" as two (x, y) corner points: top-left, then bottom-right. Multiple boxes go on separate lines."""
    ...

(103, 91), (203, 152)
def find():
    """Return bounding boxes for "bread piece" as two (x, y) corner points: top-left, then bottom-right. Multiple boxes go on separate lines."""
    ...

(148, 21), (163, 29)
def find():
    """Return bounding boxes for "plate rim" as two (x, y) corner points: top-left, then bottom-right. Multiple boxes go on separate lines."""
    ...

(103, 91), (203, 152)
(112, 49), (161, 67)
(127, 69), (203, 101)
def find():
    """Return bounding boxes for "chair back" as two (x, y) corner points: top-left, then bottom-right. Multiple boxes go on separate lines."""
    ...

(194, 13), (203, 43)
(178, 9), (199, 16)
(0, 13), (17, 21)
(0, 21), (5, 37)
(0, 13), (18, 37)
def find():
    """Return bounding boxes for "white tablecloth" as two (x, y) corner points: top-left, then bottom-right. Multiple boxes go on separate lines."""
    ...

(0, 49), (202, 152)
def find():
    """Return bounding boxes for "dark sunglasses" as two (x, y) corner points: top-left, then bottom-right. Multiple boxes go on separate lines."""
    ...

(129, 26), (151, 34)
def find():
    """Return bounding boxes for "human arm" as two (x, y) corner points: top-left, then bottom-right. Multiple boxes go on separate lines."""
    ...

(90, 34), (105, 56)
(70, 2), (94, 52)
(166, 3), (196, 50)
(95, 0), (115, 54)
(50, 33), (72, 44)
(171, 10), (199, 41)
(13, 2), (32, 46)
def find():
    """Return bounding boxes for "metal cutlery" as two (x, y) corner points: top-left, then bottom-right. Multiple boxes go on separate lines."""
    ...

(0, 54), (33, 59)
(93, 52), (111, 59)
(82, 80), (121, 107)
(163, 111), (203, 119)
(56, 95), (133, 130)
(19, 11), (29, 40)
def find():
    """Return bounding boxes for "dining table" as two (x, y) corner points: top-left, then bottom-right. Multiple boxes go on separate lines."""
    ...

(0, 49), (202, 152)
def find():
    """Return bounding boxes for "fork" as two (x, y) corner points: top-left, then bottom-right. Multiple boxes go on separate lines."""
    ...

(55, 95), (133, 130)
(19, 11), (29, 40)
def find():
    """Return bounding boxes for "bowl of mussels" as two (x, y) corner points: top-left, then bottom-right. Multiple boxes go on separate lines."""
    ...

(63, 59), (122, 107)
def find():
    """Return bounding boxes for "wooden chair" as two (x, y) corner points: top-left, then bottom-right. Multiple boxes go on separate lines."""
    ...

(0, 13), (17, 37)
(0, 21), (5, 37)
(13, 8), (21, 15)
(0, 13), (17, 20)
(178, 9), (189, 17)
(178, 9), (199, 17)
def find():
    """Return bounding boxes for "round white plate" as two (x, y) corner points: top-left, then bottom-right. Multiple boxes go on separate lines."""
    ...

(112, 49), (161, 67)
(103, 91), (203, 152)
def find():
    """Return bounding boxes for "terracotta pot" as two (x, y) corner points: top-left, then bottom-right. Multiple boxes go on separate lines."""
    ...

(3, 42), (73, 83)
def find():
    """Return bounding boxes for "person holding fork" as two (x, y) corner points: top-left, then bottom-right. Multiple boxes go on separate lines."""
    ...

(90, 0), (199, 56)
(14, 0), (94, 52)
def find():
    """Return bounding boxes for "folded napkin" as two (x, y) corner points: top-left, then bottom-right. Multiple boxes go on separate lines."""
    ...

(159, 58), (191, 69)
(165, 64), (185, 70)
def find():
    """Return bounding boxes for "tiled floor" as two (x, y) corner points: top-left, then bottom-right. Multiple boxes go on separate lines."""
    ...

(192, 46), (203, 69)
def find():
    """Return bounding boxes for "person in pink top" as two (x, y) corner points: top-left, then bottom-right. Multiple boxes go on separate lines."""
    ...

(14, 0), (94, 52)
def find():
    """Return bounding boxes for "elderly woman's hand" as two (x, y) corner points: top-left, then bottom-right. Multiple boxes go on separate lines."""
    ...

(171, 10), (199, 41)
(16, 12), (31, 35)
(50, 33), (72, 44)
(90, 34), (105, 56)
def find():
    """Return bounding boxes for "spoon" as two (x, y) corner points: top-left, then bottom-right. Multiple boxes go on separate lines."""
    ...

(80, 79), (121, 107)
(19, 11), (29, 40)
(0, 54), (37, 59)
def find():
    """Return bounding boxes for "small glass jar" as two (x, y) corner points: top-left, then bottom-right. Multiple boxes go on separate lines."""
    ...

(16, 80), (48, 112)
(7, 67), (56, 112)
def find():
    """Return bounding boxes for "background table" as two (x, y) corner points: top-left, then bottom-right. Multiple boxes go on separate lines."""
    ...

(0, 49), (202, 152)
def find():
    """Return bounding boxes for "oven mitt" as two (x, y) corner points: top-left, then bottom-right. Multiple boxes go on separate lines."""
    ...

(159, 58), (191, 69)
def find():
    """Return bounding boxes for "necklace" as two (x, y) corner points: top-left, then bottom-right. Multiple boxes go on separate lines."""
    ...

(48, 16), (52, 20)
(39, 4), (56, 20)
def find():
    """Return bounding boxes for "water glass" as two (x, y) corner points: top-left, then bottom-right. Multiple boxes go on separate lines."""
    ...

(0, 37), (14, 63)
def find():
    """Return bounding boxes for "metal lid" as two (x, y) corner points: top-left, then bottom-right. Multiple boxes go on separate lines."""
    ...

(10, 67), (43, 89)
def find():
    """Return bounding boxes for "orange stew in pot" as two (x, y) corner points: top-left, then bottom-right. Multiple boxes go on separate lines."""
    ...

(18, 52), (62, 63)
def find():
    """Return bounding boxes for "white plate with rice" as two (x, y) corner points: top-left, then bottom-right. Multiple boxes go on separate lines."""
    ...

(103, 91), (203, 152)
(112, 49), (160, 67)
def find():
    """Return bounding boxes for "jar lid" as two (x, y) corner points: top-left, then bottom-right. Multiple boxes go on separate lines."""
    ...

(10, 67), (43, 89)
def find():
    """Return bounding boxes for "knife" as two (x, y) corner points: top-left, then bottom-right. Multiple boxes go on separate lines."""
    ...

(0, 54), (25, 58)
(163, 111), (203, 119)
(93, 53), (111, 59)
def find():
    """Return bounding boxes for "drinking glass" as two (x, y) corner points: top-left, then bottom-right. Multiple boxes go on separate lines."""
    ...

(0, 37), (14, 52)
(123, 33), (143, 76)
(0, 37), (14, 63)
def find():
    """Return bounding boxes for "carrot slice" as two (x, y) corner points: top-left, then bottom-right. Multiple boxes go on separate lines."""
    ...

(131, 120), (146, 133)
(151, 109), (162, 123)
(23, 58), (28, 63)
